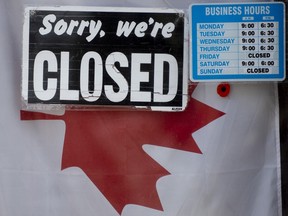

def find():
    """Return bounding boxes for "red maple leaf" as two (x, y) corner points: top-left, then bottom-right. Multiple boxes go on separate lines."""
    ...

(21, 85), (224, 213)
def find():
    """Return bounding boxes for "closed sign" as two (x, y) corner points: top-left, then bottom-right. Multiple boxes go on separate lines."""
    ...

(22, 7), (188, 111)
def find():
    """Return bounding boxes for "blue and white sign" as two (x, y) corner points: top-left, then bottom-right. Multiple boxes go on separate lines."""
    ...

(190, 2), (285, 81)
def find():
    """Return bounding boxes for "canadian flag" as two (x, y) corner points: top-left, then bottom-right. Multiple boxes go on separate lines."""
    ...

(0, 0), (282, 216)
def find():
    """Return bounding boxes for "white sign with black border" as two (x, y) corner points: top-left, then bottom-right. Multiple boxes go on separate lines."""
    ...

(22, 6), (188, 111)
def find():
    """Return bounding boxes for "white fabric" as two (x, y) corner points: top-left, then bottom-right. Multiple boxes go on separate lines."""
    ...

(0, 0), (281, 216)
